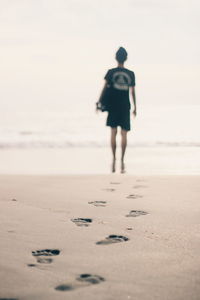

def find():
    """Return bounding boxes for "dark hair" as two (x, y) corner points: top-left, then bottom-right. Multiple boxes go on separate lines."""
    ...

(116, 47), (128, 63)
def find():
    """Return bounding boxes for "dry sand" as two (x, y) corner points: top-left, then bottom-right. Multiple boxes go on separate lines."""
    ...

(0, 175), (200, 300)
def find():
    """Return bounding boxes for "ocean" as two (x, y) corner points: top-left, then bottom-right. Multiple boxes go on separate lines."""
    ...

(0, 105), (199, 148)
(0, 104), (199, 175)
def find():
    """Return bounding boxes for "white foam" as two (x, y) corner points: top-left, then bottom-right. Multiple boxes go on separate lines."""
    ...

(0, 105), (199, 148)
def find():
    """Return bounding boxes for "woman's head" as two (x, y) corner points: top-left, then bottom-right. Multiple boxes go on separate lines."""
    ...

(116, 47), (128, 63)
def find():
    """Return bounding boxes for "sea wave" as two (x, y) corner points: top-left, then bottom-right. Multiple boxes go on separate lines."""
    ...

(0, 106), (199, 149)
(0, 140), (199, 149)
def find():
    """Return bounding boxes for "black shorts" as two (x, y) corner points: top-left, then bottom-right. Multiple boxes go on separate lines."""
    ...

(106, 110), (130, 131)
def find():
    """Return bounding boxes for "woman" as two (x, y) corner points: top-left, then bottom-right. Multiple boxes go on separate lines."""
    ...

(97, 47), (136, 173)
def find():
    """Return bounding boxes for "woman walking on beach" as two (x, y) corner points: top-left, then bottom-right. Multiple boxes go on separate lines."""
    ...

(97, 47), (136, 173)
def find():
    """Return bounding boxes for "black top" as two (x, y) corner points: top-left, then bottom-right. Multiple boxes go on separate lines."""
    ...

(104, 67), (135, 112)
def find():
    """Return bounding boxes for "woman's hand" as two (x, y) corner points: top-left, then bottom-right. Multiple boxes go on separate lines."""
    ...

(131, 86), (136, 117)
(96, 102), (100, 113)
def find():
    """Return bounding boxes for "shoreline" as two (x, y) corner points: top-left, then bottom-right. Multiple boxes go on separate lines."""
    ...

(0, 146), (200, 175)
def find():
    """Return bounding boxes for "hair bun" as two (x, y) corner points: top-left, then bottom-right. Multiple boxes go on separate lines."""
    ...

(116, 47), (128, 63)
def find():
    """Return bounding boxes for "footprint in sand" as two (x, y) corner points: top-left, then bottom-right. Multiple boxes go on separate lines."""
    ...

(127, 194), (143, 199)
(55, 274), (105, 292)
(27, 263), (37, 267)
(102, 188), (115, 192)
(133, 185), (147, 189)
(71, 218), (92, 227)
(126, 210), (148, 217)
(88, 201), (107, 207)
(31, 249), (60, 264)
(96, 235), (129, 245)
(136, 179), (146, 182)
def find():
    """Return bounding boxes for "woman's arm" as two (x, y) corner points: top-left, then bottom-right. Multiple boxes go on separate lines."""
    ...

(131, 86), (137, 116)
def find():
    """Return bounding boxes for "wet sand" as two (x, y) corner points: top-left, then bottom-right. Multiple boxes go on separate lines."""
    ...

(0, 147), (200, 175)
(0, 175), (200, 300)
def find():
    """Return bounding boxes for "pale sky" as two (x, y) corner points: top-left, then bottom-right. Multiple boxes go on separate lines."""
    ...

(0, 0), (200, 112)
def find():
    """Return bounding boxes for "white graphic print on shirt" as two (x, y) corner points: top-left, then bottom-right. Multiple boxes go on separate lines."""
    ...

(112, 71), (131, 91)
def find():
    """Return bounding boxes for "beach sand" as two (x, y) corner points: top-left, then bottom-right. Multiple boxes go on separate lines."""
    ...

(0, 175), (200, 300)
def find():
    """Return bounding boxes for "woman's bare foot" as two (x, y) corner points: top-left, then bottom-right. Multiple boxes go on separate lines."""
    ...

(121, 160), (126, 174)
(112, 159), (116, 173)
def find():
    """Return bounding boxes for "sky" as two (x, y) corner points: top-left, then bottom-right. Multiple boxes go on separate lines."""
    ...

(0, 0), (200, 112)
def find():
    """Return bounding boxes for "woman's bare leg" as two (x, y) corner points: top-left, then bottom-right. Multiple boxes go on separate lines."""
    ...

(121, 129), (128, 173)
(111, 127), (117, 172)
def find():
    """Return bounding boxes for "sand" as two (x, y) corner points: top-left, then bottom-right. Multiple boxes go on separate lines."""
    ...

(0, 175), (200, 300)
